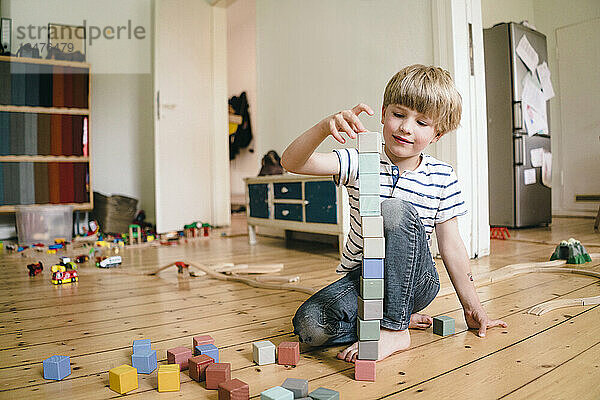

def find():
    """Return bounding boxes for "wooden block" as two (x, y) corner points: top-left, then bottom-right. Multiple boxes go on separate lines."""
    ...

(282, 378), (309, 398)
(358, 340), (379, 360)
(205, 362), (231, 389)
(358, 297), (383, 320)
(360, 277), (384, 299)
(362, 258), (384, 279)
(188, 354), (215, 382)
(132, 339), (151, 354)
(277, 341), (299, 365)
(193, 334), (215, 348)
(359, 173), (380, 195)
(359, 195), (381, 216)
(358, 132), (382, 153)
(43, 355), (71, 380)
(157, 364), (180, 392)
(167, 346), (193, 371)
(308, 387), (340, 400)
(358, 153), (380, 174)
(433, 315), (455, 336)
(357, 318), (380, 341)
(218, 378), (250, 400)
(364, 237), (385, 258)
(253, 340), (276, 365)
(261, 386), (294, 400)
(355, 359), (376, 381)
(195, 343), (219, 362)
(131, 349), (157, 374)
(108, 365), (138, 394)
(362, 216), (383, 237)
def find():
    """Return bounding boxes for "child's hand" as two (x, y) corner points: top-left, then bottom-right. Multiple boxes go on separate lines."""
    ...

(464, 307), (508, 337)
(323, 103), (374, 144)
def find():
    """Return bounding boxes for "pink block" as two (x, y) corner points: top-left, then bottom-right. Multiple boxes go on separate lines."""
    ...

(167, 346), (193, 371)
(355, 359), (376, 381)
(193, 335), (215, 348)
(277, 341), (300, 365)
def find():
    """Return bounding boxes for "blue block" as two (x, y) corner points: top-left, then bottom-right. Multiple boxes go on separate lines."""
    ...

(359, 173), (380, 195)
(261, 386), (294, 400)
(358, 153), (380, 174)
(195, 344), (219, 362)
(132, 339), (151, 354)
(131, 349), (157, 374)
(362, 258), (384, 279)
(43, 355), (71, 380)
(359, 195), (380, 216)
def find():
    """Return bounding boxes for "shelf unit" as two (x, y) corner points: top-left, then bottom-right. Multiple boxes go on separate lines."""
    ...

(0, 55), (92, 212)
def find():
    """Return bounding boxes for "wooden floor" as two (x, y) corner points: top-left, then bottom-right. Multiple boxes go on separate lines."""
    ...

(0, 216), (599, 399)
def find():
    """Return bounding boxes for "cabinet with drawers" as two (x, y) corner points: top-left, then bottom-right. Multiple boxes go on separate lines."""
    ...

(244, 174), (349, 255)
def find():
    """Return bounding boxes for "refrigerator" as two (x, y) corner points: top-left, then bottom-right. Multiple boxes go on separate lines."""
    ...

(484, 22), (552, 228)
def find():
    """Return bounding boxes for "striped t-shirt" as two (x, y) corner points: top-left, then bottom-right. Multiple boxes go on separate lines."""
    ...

(333, 147), (467, 273)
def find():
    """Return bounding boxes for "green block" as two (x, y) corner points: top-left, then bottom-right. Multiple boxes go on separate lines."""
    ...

(359, 173), (380, 195)
(433, 315), (455, 336)
(360, 277), (384, 299)
(358, 153), (380, 174)
(359, 195), (380, 216)
(357, 318), (380, 341)
(308, 387), (339, 400)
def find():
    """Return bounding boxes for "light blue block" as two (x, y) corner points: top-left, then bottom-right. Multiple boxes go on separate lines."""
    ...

(261, 386), (294, 400)
(359, 173), (380, 195)
(359, 195), (380, 216)
(132, 349), (157, 374)
(43, 355), (71, 380)
(195, 344), (219, 362)
(362, 258), (384, 279)
(358, 318), (380, 341)
(132, 339), (151, 354)
(358, 153), (380, 174)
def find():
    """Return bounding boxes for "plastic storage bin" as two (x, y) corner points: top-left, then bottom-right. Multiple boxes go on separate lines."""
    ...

(15, 205), (73, 245)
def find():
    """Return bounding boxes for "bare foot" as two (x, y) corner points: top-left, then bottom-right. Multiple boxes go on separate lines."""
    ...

(408, 313), (433, 329)
(336, 328), (411, 363)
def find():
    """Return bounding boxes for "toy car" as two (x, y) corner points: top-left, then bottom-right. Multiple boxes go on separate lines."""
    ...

(51, 263), (78, 284)
(27, 262), (43, 276)
(96, 255), (122, 268)
(74, 255), (89, 263)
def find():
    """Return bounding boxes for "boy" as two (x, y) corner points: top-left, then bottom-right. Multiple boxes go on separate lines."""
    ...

(281, 64), (507, 363)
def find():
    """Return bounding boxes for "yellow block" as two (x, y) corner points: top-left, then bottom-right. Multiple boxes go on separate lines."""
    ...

(109, 365), (138, 394)
(158, 364), (180, 392)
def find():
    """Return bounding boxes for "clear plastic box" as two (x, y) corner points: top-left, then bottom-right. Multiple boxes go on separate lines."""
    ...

(15, 205), (73, 245)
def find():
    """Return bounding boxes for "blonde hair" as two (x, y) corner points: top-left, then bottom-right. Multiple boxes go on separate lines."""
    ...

(383, 64), (462, 136)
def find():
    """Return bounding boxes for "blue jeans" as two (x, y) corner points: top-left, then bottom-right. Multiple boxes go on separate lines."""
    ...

(292, 199), (440, 346)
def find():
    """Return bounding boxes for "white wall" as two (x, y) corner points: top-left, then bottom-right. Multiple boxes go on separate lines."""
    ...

(227, 0), (259, 200)
(481, 0), (535, 28)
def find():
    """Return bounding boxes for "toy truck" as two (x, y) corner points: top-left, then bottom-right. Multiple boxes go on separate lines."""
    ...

(51, 263), (78, 285)
(96, 255), (122, 268)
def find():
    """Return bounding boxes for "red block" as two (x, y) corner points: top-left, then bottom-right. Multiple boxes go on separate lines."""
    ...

(218, 378), (249, 400)
(167, 346), (193, 371)
(193, 335), (215, 348)
(188, 354), (214, 382)
(355, 359), (376, 381)
(277, 341), (300, 365)
(205, 362), (231, 390)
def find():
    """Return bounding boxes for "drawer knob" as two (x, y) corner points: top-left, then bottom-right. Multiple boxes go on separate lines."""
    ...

(281, 187), (289, 193)
(282, 210), (290, 216)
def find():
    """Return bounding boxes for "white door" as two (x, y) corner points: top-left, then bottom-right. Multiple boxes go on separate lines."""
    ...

(153, 0), (230, 233)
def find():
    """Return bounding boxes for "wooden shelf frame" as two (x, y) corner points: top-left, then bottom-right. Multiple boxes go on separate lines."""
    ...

(0, 105), (89, 115)
(0, 156), (90, 162)
(0, 202), (92, 213)
(0, 55), (90, 69)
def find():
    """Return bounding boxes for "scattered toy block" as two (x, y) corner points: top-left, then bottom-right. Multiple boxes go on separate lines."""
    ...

(362, 258), (384, 279)
(131, 349), (157, 374)
(206, 362), (231, 389)
(218, 378), (250, 400)
(358, 340), (379, 360)
(363, 237), (385, 258)
(193, 334), (215, 348)
(358, 297), (383, 320)
(261, 386), (294, 400)
(167, 346), (193, 370)
(358, 318), (380, 341)
(355, 359), (376, 381)
(360, 277), (384, 299)
(195, 343), (219, 362)
(157, 364), (180, 392)
(358, 153), (380, 174)
(308, 387), (340, 400)
(132, 339), (151, 354)
(277, 342), (300, 366)
(359, 173), (380, 195)
(281, 378), (308, 398)
(358, 132), (382, 153)
(188, 354), (215, 382)
(362, 216), (384, 237)
(253, 340), (276, 365)
(42, 355), (71, 380)
(433, 315), (455, 336)
(109, 364), (138, 394)
(359, 195), (381, 216)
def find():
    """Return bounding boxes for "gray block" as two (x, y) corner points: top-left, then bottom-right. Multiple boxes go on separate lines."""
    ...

(358, 297), (383, 320)
(360, 277), (384, 299)
(309, 387), (339, 400)
(357, 318), (380, 341)
(282, 378), (308, 398)
(358, 340), (379, 360)
(433, 315), (455, 336)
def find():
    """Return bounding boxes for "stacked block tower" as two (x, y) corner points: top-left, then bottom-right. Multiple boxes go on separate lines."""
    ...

(355, 131), (384, 382)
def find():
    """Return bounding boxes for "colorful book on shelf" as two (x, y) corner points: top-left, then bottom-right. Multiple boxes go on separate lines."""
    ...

(25, 63), (40, 107)
(0, 112), (9, 155)
(74, 163), (88, 203)
(50, 114), (62, 156)
(10, 112), (25, 155)
(10, 62), (27, 106)
(39, 64), (54, 107)
(19, 162), (35, 205)
(37, 114), (52, 155)
(59, 162), (75, 203)
(3, 163), (19, 205)
(72, 68), (89, 108)
(0, 61), (10, 105)
(72, 115), (84, 156)
(61, 115), (73, 156)
(63, 67), (74, 108)
(34, 163), (50, 204)
(24, 113), (38, 155)
(52, 66), (65, 108)
(47, 162), (61, 204)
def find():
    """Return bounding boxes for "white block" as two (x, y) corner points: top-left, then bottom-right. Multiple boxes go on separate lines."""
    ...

(364, 237), (385, 258)
(252, 340), (276, 365)
(362, 216), (383, 237)
(358, 132), (382, 153)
